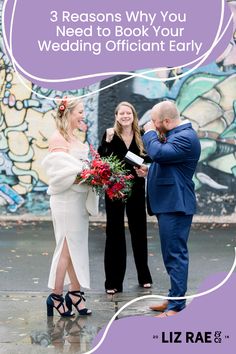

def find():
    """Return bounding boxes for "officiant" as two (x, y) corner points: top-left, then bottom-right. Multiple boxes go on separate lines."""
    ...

(98, 101), (152, 294)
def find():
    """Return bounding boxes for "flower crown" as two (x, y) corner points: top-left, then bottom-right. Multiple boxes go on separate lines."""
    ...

(59, 96), (68, 115)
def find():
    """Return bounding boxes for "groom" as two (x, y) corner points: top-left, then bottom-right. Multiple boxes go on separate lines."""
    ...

(136, 101), (201, 317)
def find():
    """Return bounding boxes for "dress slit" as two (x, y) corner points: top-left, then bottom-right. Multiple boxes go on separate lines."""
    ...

(48, 190), (90, 289)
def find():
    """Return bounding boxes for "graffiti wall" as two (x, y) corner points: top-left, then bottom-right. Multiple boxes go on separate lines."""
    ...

(0, 1), (236, 216)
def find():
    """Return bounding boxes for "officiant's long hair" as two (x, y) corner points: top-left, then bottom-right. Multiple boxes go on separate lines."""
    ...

(114, 101), (145, 156)
(56, 96), (83, 141)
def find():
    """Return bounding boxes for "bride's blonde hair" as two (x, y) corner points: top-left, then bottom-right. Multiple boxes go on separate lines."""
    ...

(55, 96), (83, 141)
(114, 101), (145, 156)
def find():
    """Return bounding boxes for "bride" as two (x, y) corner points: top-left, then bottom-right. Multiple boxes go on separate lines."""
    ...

(42, 96), (98, 317)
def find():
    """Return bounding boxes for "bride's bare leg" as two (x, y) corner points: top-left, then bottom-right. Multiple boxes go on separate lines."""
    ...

(52, 238), (87, 311)
(53, 238), (71, 293)
(67, 259), (87, 310)
(52, 239), (71, 310)
(67, 260), (81, 291)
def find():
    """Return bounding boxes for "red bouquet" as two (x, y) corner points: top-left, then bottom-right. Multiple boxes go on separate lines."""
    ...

(77, 146), (134, 201)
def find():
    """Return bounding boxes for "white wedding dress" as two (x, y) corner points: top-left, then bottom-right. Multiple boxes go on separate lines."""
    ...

(42, 132), (97, 290)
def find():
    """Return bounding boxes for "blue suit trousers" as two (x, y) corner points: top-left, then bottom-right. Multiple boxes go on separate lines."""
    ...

(157, 212), (193, 311)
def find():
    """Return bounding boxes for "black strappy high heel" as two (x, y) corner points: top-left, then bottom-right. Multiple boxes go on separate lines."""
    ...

(46, 293), (75, 317)
(65, 291), (92, 316)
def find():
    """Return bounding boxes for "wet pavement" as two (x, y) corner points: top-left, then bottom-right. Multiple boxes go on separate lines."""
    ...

(0, 221), (236, 353)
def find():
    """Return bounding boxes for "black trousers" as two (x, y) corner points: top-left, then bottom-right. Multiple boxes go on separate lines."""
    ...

(104, 182), (152, 291)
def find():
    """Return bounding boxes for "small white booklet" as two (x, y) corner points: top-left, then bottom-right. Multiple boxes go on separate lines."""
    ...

(124, 151), (144, 167)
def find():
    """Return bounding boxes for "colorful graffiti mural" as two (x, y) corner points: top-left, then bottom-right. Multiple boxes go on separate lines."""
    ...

(0, 1), (235, 216)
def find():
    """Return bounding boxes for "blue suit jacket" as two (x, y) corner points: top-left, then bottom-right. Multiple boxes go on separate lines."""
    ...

(143, 122), (201, 215)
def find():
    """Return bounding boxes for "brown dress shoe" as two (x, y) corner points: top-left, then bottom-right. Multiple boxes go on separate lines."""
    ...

(155, 310), (178, 318)
(149, 301), (168, 312)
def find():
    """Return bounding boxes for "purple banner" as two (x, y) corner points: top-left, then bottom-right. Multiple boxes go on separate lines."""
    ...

(2, 0), (233, 90)
(92, 272), (236, 354)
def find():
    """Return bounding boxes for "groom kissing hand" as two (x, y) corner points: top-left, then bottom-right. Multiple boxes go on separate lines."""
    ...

(137, 100), (201, 317)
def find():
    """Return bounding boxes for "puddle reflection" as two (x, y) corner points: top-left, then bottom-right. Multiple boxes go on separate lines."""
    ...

(31, 316), (99, 353)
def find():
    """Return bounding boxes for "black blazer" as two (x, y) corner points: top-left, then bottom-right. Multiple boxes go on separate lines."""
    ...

(98, 132), (150, 186)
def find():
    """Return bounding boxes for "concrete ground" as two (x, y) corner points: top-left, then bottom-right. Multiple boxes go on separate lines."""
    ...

(0, 221), (235, 353)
